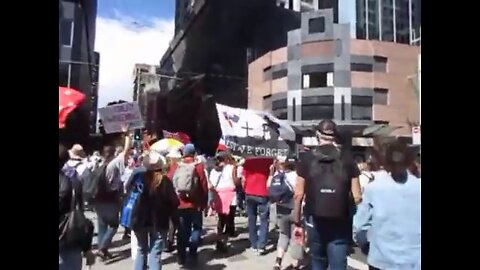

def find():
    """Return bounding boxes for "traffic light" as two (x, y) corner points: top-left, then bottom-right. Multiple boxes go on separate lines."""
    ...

(134, 129), (142, 141)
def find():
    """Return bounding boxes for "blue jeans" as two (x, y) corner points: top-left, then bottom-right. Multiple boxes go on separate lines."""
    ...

(59, 248), (82, 270)
(306, 216), (350, 270)
(245, 195), (270, 250)
(177, 208), (203, 262)
(96, 202), (120, 250)
(134, 228), (167, 270)
(237, 188), (245, 210)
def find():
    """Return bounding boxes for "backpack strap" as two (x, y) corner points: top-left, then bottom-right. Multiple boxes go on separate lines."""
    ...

(282, 173), (294, 192)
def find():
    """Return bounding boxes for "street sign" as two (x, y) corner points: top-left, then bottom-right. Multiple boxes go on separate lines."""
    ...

(412, 126), (421, 145)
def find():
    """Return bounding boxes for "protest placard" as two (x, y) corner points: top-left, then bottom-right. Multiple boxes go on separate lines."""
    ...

(98, 102), (144, 134)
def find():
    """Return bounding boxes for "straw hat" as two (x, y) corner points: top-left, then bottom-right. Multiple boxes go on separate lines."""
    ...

(69, 144), (86, 160)
(143, 151), (167, 171)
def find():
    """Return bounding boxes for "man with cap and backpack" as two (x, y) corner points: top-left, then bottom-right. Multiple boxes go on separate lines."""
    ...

(83, 125), (132, 261)
(292, 120), (362, 270)
(170, 143), (208, 268)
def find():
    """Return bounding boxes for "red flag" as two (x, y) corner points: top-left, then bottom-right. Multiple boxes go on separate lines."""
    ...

(59, 86), (86, 129)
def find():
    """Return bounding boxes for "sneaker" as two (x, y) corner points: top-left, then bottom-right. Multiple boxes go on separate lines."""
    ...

(250, 247), (258, 253)
(256, 248), (266, 256)
(96, 249), (113, 261)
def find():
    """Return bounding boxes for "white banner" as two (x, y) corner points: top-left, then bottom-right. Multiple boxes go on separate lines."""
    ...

(98, 102), (144, 134)
(216, 103), (295, 141)
(215, 103), (296, 157)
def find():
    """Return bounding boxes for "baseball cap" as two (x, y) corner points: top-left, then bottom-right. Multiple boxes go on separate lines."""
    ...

(183, 143), (196, 156)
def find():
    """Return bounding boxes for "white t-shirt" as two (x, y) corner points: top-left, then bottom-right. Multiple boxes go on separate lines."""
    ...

(209, 164), (237, 206)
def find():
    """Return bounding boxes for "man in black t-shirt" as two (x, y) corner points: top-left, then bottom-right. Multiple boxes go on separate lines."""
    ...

(292, 120), (361, 270)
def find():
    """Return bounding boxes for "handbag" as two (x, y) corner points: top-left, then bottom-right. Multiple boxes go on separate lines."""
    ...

(59, 184), (94, 251)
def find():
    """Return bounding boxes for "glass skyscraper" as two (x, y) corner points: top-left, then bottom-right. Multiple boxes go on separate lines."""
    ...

(356, 0), (420, 45)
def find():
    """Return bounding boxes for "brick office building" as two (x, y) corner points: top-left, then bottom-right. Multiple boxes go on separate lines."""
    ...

(248, 9), (420, 143)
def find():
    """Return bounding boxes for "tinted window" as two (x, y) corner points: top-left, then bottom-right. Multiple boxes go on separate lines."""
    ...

(352, 105), (372, 120)
(351, 63), (373, 72)
(301, 104), (334, 120)
(272, 99), (287, 110)
(373, 88), (388, 105)
(302, 95), (334, 106)
(352, 95), (372, 120)
(272, 69), (288, 80)
(309, 17), (325, 34)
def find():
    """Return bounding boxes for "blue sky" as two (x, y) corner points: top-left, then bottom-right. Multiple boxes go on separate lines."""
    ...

(98, 0), (174, 22)
(95, 0), (175, 108)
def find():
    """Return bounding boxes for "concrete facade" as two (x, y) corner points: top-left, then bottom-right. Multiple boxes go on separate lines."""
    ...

(248, 9), (419, 137)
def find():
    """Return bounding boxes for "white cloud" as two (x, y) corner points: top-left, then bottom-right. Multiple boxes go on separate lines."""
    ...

(95, 16), (174, 108)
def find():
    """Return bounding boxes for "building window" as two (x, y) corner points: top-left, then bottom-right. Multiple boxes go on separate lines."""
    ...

(272, 98), (287, 110)
(302, 105), (334, 121)
(373, 88), (389, 105)
(302, 95), (334, 106)
(272, 69), (287, 80)
(301, 95), (334, 121)
(60, 20), (74, 47)
(302, 72), (329, 89)
(351, 96), (373, 120)
(373, 56), (388, 63)
(351, 63), (373, 72)
(309, 17), (325, 34)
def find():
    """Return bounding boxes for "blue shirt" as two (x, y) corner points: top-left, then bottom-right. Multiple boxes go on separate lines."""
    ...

(353, 170), (421, 270)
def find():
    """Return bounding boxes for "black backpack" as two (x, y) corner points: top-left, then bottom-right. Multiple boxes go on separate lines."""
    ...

(82, 164), (105, 202)
(84, 163), (119, 203)
(304, 145), (350, 219)
(59, 171), (94, 251)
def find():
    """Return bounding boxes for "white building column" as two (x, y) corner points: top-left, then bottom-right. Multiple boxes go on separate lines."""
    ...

(293, 0), (301, 11)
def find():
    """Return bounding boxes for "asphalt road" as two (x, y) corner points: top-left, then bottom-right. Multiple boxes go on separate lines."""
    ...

(83, 212), (368, 270)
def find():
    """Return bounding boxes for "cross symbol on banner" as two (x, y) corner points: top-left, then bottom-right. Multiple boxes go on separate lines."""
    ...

(241, 122), (253, 137)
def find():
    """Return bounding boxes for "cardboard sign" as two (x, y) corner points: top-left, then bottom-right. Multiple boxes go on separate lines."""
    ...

(98, 102), (144, 134)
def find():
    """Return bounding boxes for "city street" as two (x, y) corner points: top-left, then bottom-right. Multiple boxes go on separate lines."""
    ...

(84, 212), (368, 270)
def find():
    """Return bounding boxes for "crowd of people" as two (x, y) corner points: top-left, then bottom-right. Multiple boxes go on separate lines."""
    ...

(59, 120), (421, 270)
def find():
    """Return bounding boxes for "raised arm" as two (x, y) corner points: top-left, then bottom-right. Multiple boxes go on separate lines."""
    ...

(121, 126), (132, 165)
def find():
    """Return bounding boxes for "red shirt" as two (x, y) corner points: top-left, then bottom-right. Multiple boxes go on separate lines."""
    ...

(169, 157), (208, 210)
(243, 157), (273, 197)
